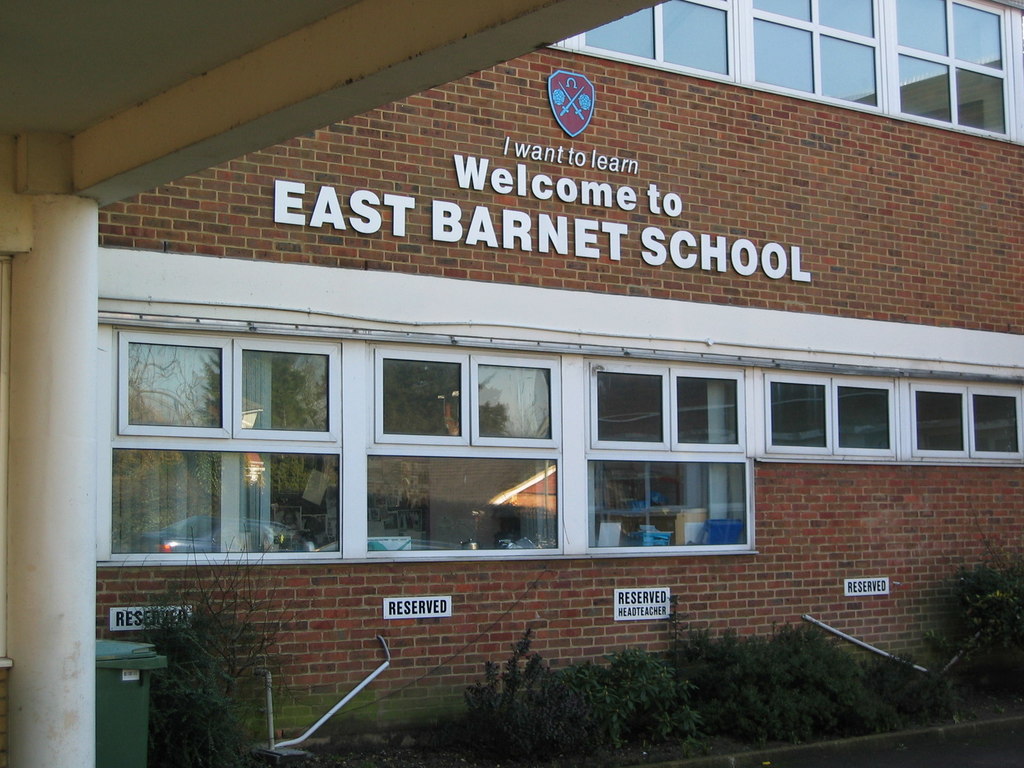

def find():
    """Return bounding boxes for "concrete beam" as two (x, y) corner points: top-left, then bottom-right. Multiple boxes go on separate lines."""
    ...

(72, 0), (655, 204)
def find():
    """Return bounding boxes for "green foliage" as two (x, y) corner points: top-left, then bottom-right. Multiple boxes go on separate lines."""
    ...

(560, 649), (701, 748)
(956, 553), (1024, 652)
(463, 629), (596, 760)
(674, 625), (955, 744)
(143, 561), (286, 768)
(145, 611), (259, 768)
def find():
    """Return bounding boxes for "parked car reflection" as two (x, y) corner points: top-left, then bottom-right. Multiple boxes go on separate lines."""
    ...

(139, 515), (314, 553)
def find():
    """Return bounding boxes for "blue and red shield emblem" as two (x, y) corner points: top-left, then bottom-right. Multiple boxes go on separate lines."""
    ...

(548, 70), (596, 137)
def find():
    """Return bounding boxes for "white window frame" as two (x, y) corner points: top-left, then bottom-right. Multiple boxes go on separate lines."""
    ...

(671, 367), (746, 453)
(832, 378), (897, 458)
(232, 338), (341, 443)
(744, 0), (882, 108)
(118, 331), (231, 439)
(910, 382), (970, 458)
(470, 354), (561, 449)
(765, 373), (896, 458)
(969, 385), (1023, 458)
(590, 362), (672, 451)
(764, 373), (832, 455)
(882, 0), (1012, 135)
(560, 0), (1024, 142)
(374, 348), (471, 447)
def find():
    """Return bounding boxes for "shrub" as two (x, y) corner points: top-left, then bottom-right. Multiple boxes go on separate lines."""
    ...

(956, 554), (1024, 652)
(673, 625), (944, 744)
(142, 560), (286, 768)
(463, 629), (596, 760)
(561, 648), (701, 748)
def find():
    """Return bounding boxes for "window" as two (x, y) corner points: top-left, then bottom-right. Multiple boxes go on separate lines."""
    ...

(370, 350), (560, 553)
(896, 0), (1006, 131)
(766, 374), (894, 456)
(568, 0), (1019, 139)
(912, 384), (1021, 457)
(107, 330), (1023, 564)
(589, 363), (749, 550)
(113, 332), (341, 556)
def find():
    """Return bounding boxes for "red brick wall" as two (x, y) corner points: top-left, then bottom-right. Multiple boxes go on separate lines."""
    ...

(96, 463), (1024, 733)
(98, 50), (1024, 334)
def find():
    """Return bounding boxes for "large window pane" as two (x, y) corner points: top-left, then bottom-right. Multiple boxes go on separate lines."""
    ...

(754, 0), (810, 21)
(477, 364), (551, 439)
(113, 450), (339, 554)
(242, 350), (328, 432)
(820, 0), (873, 36)
(676, 376), (738, 444)
(586, 7), (654, 58)
(127, 342), (222, 427)
(973, 394), (1019, 453)
(916, 390), (964, 450)
(898, 0), (947, 54)
(770, 381), (826, 447)
(755, 20), (813, 93)
(953, 4), (1001, 68)
(822, 36), (877, 105)
(900, 55), (951, 121)
(367, 456), (557, 551)
(837, 386), (890, 449)
(382, 358), (461, 436)
(664, 1), (729, 75)
(957, 69), (1004, 132)
(589, 461), (746, 547)
(597, 371), (663, 442)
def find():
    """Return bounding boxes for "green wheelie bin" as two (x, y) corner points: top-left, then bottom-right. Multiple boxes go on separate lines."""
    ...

(95, 639), (167, 768)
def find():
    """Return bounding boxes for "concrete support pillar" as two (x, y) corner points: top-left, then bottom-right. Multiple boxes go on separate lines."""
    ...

(7, 194), (98, 768)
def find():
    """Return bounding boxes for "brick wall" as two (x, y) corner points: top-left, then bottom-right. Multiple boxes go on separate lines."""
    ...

(98, 50), (1024, 335)
(96, 463), (1024, 734)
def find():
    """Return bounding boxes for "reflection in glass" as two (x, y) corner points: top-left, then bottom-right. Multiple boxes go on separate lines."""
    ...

(755, 20), (813, 93)
(127, 342), (222, 427)
(973, 395), (1019, 453)
(822, 36), (877, 105)
(916, 391), (963, 451)
(597, 371), (663, 442)
(953, 5), (1001, 68)
(589, 461), (746, 547)
(838, 386), (890, 449)
(477, 365), (551, 439)
(897, 0), (947, 55)
(677, 377), (738, 444)
(900, 55), (950, 122)
(754, 0), (810, 21)
(112, 450), (339, 553)
(382, 359), (461, 437)
(820, 0), (873, 36)
(771, 381), (826, 447)
(957, 69), (1004, 132)
(664, 1), (729, 74)
(366, 456), (557, 551)
(242, 350), (328, 432)
(586, 7), (654, 58)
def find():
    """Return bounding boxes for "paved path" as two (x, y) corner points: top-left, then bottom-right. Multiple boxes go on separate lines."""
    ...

(651, 716), (1024, 768)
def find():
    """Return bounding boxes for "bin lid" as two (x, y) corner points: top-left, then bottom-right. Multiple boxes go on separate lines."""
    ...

(95, 639), (168, 670)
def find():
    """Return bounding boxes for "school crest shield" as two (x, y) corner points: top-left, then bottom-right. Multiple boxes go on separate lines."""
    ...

(547, 70), (595, 137)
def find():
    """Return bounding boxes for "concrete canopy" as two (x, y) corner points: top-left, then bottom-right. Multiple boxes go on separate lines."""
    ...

(2, 0), (657, 206)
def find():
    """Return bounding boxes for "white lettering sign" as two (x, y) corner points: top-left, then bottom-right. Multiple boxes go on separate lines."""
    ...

(613, 588), (671, 621)
(271, 139), (813, 283)
(383, 596), (453, 620)
(843, 578), (890, 597)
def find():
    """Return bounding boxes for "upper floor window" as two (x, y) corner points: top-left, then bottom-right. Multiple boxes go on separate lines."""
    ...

(568, 0), (1020, 139)
(912, 383), (1021, 458)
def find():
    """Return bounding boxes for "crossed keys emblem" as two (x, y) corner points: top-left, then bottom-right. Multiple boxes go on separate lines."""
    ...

(547, 69), (596, 137)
